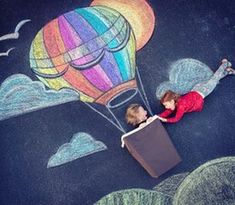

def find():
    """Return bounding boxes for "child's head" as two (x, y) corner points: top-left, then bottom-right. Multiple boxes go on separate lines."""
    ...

(160, 90), (180, 110)
(125, 104), (148, 126)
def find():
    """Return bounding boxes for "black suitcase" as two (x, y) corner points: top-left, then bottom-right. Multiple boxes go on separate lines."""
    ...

(121, 117), (182, 178)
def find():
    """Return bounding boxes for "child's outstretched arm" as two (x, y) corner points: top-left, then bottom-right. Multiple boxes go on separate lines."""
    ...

(160, 106), (185, 123)
(155, 115), (167, 122)
(158, 109), (174, 118)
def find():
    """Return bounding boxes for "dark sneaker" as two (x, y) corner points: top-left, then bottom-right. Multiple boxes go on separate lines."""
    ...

(225, 67), (235, 75)
(221, 59), (232, 68)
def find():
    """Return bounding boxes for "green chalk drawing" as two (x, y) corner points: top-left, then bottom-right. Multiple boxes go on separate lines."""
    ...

(153, 173), (189, 198)
(95, 188), (171, 205)
(173, 157), (235, 205)
(96, 157), (235, 205)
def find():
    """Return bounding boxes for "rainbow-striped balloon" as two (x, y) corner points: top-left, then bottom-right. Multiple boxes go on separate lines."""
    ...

(30, 6), (136, 105)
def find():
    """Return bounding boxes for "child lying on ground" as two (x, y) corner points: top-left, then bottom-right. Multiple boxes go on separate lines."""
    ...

(126, 59), (235, 125)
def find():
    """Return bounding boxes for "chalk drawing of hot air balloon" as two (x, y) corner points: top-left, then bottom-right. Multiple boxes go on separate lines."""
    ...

(29, 2), (155, 133)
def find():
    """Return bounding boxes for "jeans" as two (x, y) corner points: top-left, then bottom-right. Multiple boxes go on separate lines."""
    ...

(192, 61), (231, 98)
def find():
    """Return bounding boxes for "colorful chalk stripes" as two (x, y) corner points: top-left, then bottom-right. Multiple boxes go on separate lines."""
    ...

(30, 6), (136, 104)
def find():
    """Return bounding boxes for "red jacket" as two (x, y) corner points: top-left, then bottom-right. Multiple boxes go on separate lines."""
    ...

(159, 91), (204, 123)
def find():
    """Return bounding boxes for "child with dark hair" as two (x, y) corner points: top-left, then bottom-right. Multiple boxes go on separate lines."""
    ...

(158, 59), (234, 123)
(127, 59), (235, 124)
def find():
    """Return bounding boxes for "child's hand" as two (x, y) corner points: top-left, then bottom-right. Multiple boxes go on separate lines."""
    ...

(146, 116), (154, 123)
(139, 122), (146, 128)
(156, 115), (167, 122)
(160, 118), (167, 122)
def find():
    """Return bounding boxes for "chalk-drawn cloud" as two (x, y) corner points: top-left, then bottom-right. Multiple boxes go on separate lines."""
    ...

(156, 58), (213, 99)
(47, 132), (107, 168)
(0, 19), (31, 41)
(0, 74), (79, 121)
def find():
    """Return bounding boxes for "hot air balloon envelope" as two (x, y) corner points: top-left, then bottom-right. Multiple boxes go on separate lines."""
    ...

(30, 6), (137, 106)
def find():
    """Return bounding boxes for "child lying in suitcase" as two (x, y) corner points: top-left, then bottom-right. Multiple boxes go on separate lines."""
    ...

(125, 104), (159, 127)
(126, 59), (235, 124)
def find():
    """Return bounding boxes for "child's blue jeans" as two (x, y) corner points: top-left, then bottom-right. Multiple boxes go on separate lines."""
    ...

(192, 61), (231, 98)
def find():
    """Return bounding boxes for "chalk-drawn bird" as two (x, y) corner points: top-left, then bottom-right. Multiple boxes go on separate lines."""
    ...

(0, 19), (31, 41)
(0, 48), (15, 57)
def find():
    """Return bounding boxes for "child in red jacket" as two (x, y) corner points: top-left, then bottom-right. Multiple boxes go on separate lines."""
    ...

(158, 59), (234, 123)
(126, 59), (234, 125)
